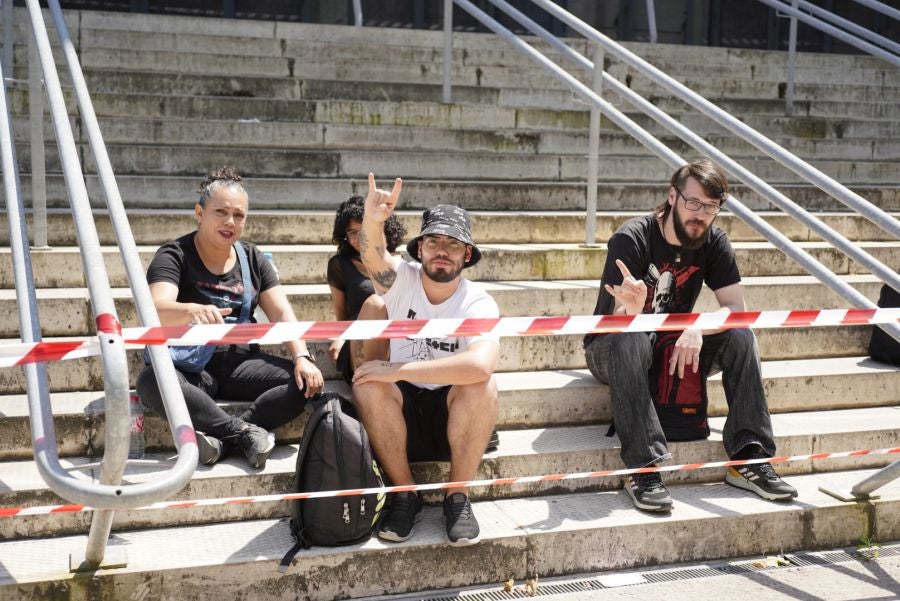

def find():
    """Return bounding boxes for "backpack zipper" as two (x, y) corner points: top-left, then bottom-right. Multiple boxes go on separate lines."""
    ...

(332, 399), (350, 535)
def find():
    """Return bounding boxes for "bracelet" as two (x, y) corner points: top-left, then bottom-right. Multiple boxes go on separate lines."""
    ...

(295, 353), (315, 364)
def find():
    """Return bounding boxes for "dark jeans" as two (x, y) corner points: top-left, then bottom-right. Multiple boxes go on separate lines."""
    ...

(585, 328), (775, 468)
(136, 347), (308, 439)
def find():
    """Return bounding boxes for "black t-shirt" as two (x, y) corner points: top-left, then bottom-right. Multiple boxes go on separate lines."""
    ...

(585, 213), (741, 345)
(147, 232), (279, 320)
(326, 253), (375, 322)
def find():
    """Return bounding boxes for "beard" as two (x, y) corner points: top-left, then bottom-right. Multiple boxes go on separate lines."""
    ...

(423, 258), (465, 283)
(672, 205), (710, 250)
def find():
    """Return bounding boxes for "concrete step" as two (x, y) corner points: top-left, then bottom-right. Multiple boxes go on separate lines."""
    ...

(11, 173), (899, 212)
(2, 356), (895, 461)
(12, 143), (893, 184)
(7, 240), (898, 290)
(33, 117), (895, 162)
(3, 407), (898, 539)
(0, 319), (877, 396)
(21, 40), (896, 103)
(5, 209), (897, 247)
(61, 26), (900, 88)
(0, 468), (896, 599)
(1, 273), (888, 338)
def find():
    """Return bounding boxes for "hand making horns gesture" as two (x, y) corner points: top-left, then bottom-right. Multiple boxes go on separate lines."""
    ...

(604, 259), (647, 316)
(365, 172), (402, 222)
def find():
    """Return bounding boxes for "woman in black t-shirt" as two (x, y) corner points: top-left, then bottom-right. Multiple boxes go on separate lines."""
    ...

(136, 167), (324, 470)
(326, 195), (406, 383)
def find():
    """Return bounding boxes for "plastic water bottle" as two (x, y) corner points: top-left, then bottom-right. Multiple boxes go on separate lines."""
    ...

(128, 392), (145, 459)
(254, 252), (278, 323)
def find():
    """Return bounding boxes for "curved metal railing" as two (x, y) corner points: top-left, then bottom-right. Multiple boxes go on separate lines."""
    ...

(0, 1), (200, 567)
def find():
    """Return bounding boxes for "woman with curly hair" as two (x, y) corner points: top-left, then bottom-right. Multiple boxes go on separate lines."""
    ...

(327, 195), (406, 383)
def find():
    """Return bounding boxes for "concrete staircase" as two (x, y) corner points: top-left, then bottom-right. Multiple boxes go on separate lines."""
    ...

(0, 8), (898, 600)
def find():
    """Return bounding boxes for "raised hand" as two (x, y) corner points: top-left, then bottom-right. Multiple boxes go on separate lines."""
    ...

(603, 259), (647, 316)
(364, 172), (402, 223)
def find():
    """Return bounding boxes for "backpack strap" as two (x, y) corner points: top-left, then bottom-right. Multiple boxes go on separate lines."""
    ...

(233, 242), (252, 324)
(278, 539), (306, 573)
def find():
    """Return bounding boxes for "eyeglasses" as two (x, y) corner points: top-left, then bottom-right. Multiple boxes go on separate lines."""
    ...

(674, 187), (722, 215)
(422, 236), (466, 253)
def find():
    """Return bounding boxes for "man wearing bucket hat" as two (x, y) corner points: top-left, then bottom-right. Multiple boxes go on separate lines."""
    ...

(351, 173), (500, 547)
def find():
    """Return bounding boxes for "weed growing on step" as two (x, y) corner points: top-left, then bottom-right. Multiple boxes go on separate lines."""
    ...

(856, 535), (881, 562)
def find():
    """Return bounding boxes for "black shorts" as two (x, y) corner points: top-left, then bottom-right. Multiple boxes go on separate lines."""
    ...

(398, 380), (451, 462)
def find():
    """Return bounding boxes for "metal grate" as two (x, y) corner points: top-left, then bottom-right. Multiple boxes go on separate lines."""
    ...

(396, 543), (900, 601)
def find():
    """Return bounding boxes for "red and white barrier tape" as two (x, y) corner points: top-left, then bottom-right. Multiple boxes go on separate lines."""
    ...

(2, 445), (898, 517)
(2, 308), (899, 368)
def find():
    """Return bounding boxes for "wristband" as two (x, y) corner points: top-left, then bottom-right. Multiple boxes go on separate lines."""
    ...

(295, 353), (315, 364)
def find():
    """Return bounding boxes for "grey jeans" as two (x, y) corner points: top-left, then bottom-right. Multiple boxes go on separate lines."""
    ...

(584, 328), (775, 468)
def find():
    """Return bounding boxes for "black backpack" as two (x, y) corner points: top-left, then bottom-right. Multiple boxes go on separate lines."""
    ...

(279, 393), (385, 572)
(869, 283), (900, 366)
(648, 331), (710, 441)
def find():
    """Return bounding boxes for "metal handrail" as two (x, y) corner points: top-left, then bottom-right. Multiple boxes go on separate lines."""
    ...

(758, 0), (900, 65)
(483, 0), (900, 299)
(11, 0), (198, 566)
(527, 0), (900, 242)
(446, 0), (900, 348)
(849, 0), (900, 20)
(446, 0), (900, 499)
(786, 0), (900, 54)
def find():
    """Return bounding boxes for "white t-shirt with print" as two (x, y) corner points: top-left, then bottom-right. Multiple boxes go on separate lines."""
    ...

(381, 261), (500, 390)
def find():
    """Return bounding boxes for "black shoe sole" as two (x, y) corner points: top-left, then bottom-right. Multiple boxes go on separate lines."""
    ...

(725, 472), (798, 501)
(378, 511), (423, 542)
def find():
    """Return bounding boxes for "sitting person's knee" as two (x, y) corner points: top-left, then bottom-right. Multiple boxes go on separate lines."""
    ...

(450, 377), (497, 409)
(609, 331), (652, 356)
(358, 294), (387, 320)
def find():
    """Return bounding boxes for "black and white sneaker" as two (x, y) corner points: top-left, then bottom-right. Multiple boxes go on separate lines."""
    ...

(624, 472), (673, 512)
(378, 492), (423, 542)
(726, 455), (797, 501)
(196, 431), (226, 465)
(234, 424), (275, 469)
(443, 493), (480, 546)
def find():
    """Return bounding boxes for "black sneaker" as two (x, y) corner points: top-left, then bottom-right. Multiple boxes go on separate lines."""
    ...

(624, 472), (673, 512)
(726, 455), (798, 501)
(234, 424), (275, 469)
(378, 492), (423, 542)
(485, 429), (500, 454)
(443, 493), (480, 546)
(196, 431), (226, 465)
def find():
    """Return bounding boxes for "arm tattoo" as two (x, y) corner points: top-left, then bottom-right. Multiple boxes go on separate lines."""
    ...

(372, 268), (396, 289)
(358, 228), (369, 255)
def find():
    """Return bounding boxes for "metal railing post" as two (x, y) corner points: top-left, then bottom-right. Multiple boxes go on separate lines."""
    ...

(353, 0), (363, 27)
(443, 0), (453, 104)
(785, 0), (799, 116)
(646, 0), (657, 43)
(28, 26), (47, 248)
(2, 0), (12, 84)
(821, 460), (900, 501)
(585, 44), (603, 246)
